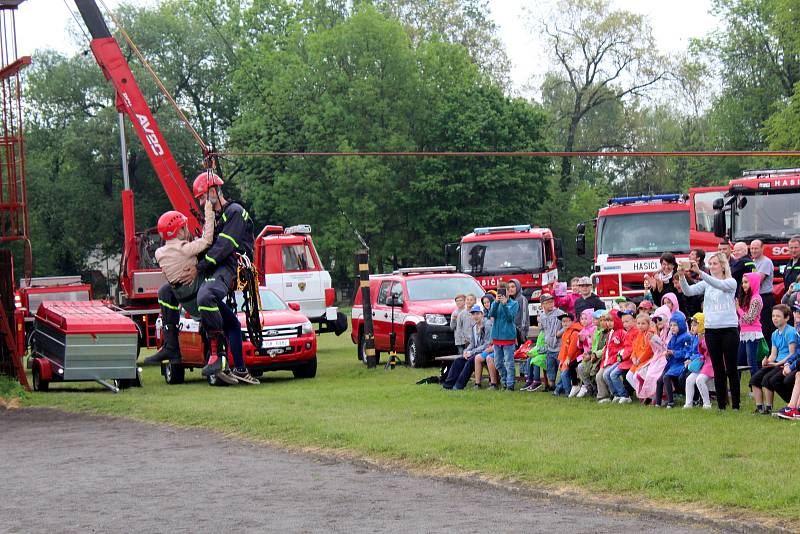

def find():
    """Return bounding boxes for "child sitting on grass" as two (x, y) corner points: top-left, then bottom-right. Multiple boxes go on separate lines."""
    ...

(626, 313), (656, 399)
(521, 332), (546, 391)
(654, 311), (692, 408)
(605, 310), (637, 404)
(640, 305), (673, 403)
(577, 309), (606, 398)
(683, 313), (714, 409)
(749, 304), (799, 415)
(597, 311), (624, 404)
(554, 313), (582, 396)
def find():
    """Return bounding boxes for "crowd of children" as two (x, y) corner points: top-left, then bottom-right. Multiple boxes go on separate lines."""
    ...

(442, 243), (800, 421)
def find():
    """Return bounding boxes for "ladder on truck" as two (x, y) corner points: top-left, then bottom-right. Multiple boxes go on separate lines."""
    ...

(0, 0), (31, 389)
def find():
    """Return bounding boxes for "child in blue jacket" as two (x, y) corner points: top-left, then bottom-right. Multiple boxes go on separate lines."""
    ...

(654, 311), (692, 408)
(489, 282), (520, 390)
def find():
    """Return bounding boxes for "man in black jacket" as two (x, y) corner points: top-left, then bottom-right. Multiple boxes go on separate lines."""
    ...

(573, 277), (606, 318)
(192, 172), (256, 383)
(730, 241), (756, 289)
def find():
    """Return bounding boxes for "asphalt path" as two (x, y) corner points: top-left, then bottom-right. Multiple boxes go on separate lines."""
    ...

(0, 408), (719, 533)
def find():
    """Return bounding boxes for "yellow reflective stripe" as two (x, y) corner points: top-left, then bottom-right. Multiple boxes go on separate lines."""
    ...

(204, 277), (215, 282)
(159, 299), (180, 311)
(222, 213), (227, 223)
(242, 210), (249, 221)
(198, 305), (219, 312)
(205, 254), (217, 265)
(219, 232), (239, 248)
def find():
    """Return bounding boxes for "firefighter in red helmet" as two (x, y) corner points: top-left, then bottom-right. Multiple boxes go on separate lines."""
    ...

(191, 171), (256, 383)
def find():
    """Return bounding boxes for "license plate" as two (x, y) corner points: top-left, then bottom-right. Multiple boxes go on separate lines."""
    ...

(262, 339), (290, 349)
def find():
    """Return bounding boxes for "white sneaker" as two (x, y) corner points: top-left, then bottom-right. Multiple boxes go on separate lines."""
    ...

(682, 404), (692, 409)
(568, 385), (581, 398)
(702, 404), (712, 410)
(611, 396), (621, 404)
(618, 397), (632, 404)
(598, 397), (612, 404)
(576, 385), (588, 398)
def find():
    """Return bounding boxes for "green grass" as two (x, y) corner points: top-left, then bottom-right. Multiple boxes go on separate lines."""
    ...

(23, 332), (800, 519)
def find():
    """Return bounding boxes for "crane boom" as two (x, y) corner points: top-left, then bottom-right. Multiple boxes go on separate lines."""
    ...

(74, 0), (201, 235)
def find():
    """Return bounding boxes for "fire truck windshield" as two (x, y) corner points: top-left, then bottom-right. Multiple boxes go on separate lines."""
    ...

(460, 238), (544, 275)
(597, 211), (690, 257)
(732, 191), (800, 242)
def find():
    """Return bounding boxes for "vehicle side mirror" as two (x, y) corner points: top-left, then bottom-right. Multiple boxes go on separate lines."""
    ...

(712, 197), (724, 210)
(288, 302), (301, 311)
(576, 233), (586, 257)
(389, 294), (404, 307)
(713, 211), (727, 238)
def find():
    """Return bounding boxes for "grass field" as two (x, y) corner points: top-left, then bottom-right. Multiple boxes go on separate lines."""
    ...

(20, 330), (800, 521)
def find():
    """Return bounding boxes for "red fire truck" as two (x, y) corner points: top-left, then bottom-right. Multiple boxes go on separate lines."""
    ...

(577, 190), (724, 304)
(713, 168), (800, 296)
(453, 225), (563, 320)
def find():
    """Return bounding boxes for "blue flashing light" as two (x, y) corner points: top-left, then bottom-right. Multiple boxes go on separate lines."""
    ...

(473, 224), (532, 235)
(608, 194), (683, 206)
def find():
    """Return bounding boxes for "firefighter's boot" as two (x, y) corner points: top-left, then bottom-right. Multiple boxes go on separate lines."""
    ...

(202, 332), (227, 377)
(144, 324), (182, 365)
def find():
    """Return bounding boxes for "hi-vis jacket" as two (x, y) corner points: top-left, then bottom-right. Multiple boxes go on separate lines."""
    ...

(196, 200), (255, 274)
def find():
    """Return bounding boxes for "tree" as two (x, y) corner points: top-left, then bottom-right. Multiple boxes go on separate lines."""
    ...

(229, 6), (549, 278)
(369, 0), (511, 85)
(534, 0), (668, 190)
(698, 0), (800, 154)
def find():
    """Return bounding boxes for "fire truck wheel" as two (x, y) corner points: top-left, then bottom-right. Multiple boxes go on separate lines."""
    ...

(32, 366), (49, 392)
(292, 356), (317, 379)
(358, 331), (381, 365)
(164, 362), (185, 385)
(405, 333), (425, 368)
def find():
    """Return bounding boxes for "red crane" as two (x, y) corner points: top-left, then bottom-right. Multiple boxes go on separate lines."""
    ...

(74, 0), (203, 309)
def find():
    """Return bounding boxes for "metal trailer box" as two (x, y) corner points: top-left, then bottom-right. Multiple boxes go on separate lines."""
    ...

(32, 301), (138, 381)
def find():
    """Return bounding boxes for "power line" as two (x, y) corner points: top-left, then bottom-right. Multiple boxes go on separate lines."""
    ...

(211, 149), (800, 159)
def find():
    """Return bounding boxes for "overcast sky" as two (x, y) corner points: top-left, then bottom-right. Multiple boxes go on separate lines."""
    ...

(15, 0), (719, 96)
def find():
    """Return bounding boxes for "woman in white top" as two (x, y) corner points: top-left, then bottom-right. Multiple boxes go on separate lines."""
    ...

(679, 252), (740, 410)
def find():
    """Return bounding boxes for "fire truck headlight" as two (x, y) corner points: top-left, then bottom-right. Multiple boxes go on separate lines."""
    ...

(425, 314), (448, 326)
(301, 321), (314, 334)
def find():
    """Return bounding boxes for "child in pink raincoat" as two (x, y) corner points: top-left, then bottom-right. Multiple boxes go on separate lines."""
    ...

(639, 305), (673, 401)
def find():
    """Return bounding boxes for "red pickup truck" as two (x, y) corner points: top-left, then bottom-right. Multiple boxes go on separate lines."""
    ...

(351, 267), (484, 367)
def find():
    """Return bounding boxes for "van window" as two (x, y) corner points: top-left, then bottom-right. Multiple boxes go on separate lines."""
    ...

(377, 281), (392, 305)
(282, 244), (317, 271)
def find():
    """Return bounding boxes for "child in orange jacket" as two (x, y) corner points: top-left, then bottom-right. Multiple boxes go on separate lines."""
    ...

(554, 313), (582, 396)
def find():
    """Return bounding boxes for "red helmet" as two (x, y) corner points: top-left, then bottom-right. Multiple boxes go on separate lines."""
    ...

(157, 210), (188, 241)
(192, 172), (224, 198)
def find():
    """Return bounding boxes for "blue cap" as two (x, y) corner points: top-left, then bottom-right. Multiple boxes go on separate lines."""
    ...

(470, 304), (483, 313)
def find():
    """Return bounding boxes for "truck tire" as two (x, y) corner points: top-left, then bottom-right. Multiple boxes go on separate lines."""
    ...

(164, 362), (185, 385)
(405, 333), (425, 368)
(358, 331), (381, 365)
(292, 356), (317, 379)
(32, 366), (49, 392)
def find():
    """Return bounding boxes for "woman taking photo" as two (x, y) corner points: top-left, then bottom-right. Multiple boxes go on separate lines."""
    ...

(679, 253), (740, 410)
